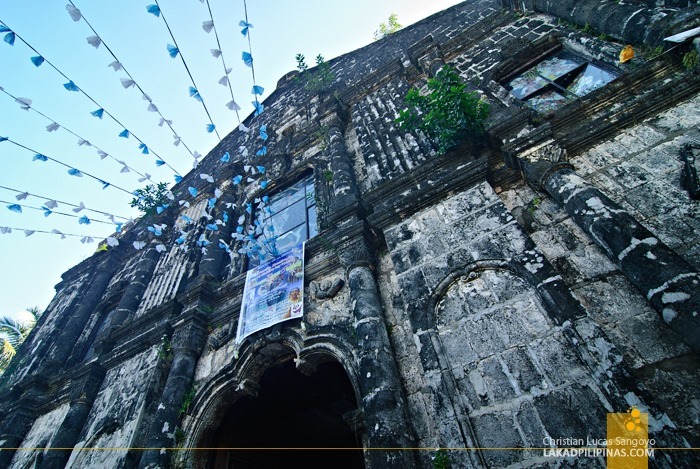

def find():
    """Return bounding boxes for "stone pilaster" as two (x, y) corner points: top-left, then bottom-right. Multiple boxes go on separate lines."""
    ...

(0, 377), (47, 467)
(138, 313), (207, 469)
(94, 242), (162, 355)
(37, 256), (117, 372)
(338, 229), (416, 467)
(321, 114), (362, 225)
(519, 141), (700, 353)
(41, 363), (106, 468)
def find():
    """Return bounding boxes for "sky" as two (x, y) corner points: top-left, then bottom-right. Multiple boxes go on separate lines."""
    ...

(0, 0), (464, 320)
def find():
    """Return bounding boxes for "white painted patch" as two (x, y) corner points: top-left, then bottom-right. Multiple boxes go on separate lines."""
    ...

(162, 422), (169, 433)
(617, 237), (658, 261)
(662, 292), (690, 304)
(158, 403), (165, 410)
(662, 308), (677, 323)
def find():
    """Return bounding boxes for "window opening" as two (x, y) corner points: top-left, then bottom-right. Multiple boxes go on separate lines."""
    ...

(250, 172), (317, 264)
(507, 50), (619, 113)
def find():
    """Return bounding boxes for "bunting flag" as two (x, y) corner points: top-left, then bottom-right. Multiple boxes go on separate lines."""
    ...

(202, 20), (214, 33)
(91, 108), (104, 119)
(30, 55), (44, 67)
(242, 51), (253, 67)
(167, 44), (179, 58)
(206, 124), (216, 133)
(239, 20), (253, 37)
(220, 152), (230, 162)
(252, 85), (264, 96)
(252, 101), (264, 116)
(259, 125), (268, 141)
(146, 4), (161, 17)
(189, 86), (203, 103)
(119, 129), (130, 138)
(108, 60), (123, 71)
(63, 81), (80, 92)
(86, 35), (102, 48)
(66, 4), (82, 21)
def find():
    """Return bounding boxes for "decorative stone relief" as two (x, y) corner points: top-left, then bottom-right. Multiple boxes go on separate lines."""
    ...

(310, 278), (345, 299)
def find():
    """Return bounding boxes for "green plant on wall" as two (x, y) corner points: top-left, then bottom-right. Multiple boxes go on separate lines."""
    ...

(683, 50), (699, 70)
(395, 66), (489, 154)
(432, 448), (451, 469)
(130, 182), (169, 216)
(295, 53), (335, 94)
(373, 13), (402, 41)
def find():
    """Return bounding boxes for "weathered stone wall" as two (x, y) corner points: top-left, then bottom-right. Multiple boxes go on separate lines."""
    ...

(1, 1), (699, 467)
(64, 346), (161, 468)
(9, 403), (70, 467)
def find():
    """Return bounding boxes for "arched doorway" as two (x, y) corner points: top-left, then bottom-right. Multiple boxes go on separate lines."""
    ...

(208, 358), (365, 468)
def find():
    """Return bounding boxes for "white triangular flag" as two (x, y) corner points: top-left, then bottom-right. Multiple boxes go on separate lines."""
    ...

(202, 20), (214, 33)
(108, 61), (123, 71)
(86, 35), (102, 48)
(120, 78), (135, 89)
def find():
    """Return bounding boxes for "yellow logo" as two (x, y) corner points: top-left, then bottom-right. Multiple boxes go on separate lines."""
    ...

(606, 406), (651, 468)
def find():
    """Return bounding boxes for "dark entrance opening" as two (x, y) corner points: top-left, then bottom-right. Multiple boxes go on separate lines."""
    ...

(209, 359), (365, 468)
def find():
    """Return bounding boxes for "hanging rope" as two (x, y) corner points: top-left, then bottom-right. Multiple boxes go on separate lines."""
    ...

(150, 1), (222, 140)
(0, 19), (182, 176)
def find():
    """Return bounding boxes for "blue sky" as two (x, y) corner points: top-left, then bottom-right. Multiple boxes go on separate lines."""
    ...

(0, 0), (462, 319)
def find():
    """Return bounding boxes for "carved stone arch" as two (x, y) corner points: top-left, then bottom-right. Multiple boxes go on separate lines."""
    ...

(183, 329), (363, 469)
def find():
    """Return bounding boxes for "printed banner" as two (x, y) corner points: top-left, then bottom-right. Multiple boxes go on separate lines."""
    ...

(236, 243), (305, 343)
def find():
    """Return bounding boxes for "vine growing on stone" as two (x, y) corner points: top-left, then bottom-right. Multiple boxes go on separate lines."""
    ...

(395, 66), (489, 154)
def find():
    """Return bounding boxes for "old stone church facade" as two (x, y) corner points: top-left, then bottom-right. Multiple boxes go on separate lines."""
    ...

(2, 0), (699, 467)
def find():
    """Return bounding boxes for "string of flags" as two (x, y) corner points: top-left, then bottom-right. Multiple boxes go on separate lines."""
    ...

(1, 136), (135, 196)
(1, 1), (281, 259)
(146, 1), (222, 141)
(200, 0), (242, 122)
(0, 19), (182, 176)
(0, 184), (131, 222)
(0, 86), (155, 184)
(0, 224), (103, 244)
(65, 1), (200, 160)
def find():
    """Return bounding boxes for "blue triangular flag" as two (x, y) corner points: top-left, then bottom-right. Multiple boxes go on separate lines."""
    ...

(3, 32), (15, 46)
(139, 143), (149, 154)
(189, 86), (203, 103)
(91, 108), (104, 119)
(167, 43), (179, 58)
(206, 223), (218, 231)
(68, 168), (83, 177)
(119, 129), (129, 138)
(98, 179), (110, 189)
(188, 186), (198, 197)
(220, 152), (230, 162)
(256, 146), (267, 156)
(63, 81), (80, 92)
(252, 100), (264, 116)
(260, 180), (269, 189)
(0, 26), (9, 33)
(42, 206), (52, 217)
(174, 175), (183, 183)
(7, 203), (21, 213)
(0, 136), (6, 142)
(259, 125), (268, 141)
(256, 165), (266, 174)
(146, 4), (160, 16)
(232, 175), (243, 185)
(155, 160), (165, 167)
(33, 153), (48, 162)
(252, 85), (264, 96)
(78, 215), (91, 225)
(206, 123), (216, 133)
(156, 204), (168, 214)
(30, 55), (44, 67)
(239, 20), (252, 36)
(242, 51), (253, 67)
